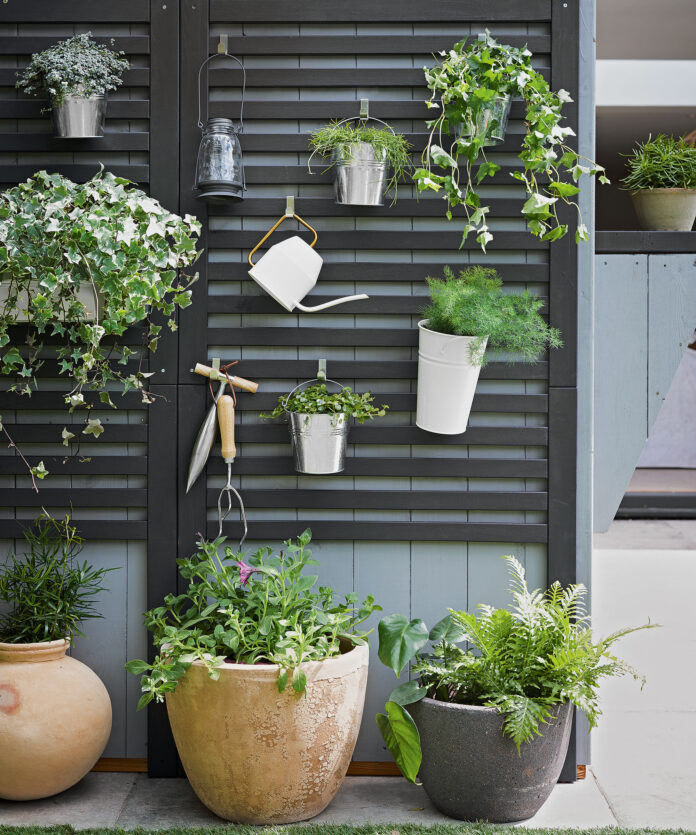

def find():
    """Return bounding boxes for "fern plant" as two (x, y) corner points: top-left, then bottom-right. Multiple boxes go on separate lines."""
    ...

(376, 556), (655, 783)
(423, 265), (562, 365)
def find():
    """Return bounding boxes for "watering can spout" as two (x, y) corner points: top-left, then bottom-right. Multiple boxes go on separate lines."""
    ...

(295, 293), (368, 313)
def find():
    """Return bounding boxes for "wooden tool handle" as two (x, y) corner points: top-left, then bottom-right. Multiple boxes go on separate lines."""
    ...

(194, 363), (259, 394)
(217, 395), (236, 461)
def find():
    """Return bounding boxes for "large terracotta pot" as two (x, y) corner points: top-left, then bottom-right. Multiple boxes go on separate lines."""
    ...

(0, 639), (112, 800)
(166, 641), (369, 824)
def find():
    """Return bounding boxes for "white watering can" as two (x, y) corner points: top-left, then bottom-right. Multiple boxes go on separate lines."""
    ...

(247, 197), (368, 313)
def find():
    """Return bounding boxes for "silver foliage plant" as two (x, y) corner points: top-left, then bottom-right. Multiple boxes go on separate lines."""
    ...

(16, 32), (129, 108)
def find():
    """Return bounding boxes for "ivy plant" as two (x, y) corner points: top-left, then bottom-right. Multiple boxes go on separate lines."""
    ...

(262, 383), (388, 423)
(0, 168), (201, 479)
(423, 265), (562, 365)
(16, 32), (129, 108)
(621, 134), (696, 192)
(376, 556), (655, 783)
(308, 120), (413, 201)
(414, 30), (608, 250)
(0, 512), (115, 644)
(126, 529), (380, 707)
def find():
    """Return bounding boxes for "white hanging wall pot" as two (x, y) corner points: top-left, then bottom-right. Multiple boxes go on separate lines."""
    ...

(247, 198), (368, 312)
(194, 38), (246, 203)
(416, 320), (488, 435)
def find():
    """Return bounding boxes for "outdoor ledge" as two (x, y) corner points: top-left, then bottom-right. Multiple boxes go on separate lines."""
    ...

(596, 230), (696, 254)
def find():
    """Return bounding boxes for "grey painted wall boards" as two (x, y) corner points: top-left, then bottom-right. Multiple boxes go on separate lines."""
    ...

(593, 253), (696, 532)
(1, 0), (590, 775)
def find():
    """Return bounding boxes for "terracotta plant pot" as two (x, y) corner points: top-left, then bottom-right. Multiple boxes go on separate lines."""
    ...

(410, 698), (573, 822)
(166, 641), (369, 824)
(631, 188), (696, 231)
(0, 639), (112, 801)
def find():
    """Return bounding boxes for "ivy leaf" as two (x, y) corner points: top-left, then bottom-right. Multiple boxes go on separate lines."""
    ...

(83, 418), (104, 438)
(31, 461), (48, 480)
(428, 144), (457, 168)
(476, 161), (501, 184)
(61, 427), (76, 446)
(548, 181), (581, 198)
(576, 223), (590, 243)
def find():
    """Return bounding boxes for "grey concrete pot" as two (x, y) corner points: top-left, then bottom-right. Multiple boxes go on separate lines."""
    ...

(410, 697), (573, 822)
(631, 188), (696, 231)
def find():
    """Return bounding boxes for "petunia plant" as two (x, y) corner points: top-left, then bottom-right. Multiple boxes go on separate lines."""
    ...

(0, 168), (201, 482)
(126, 529), (380, 707)
(414, 30), (608, 250)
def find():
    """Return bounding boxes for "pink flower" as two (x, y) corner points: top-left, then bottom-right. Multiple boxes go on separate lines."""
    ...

(237, 561), (257, 587)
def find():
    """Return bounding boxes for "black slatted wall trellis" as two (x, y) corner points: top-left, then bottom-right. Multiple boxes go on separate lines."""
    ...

(1, 0), (582, 780)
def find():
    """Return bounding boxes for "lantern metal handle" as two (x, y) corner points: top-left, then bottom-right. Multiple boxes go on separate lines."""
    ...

(197, 50), (246, 131)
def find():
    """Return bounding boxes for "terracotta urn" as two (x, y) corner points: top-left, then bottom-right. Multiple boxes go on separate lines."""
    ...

(0, 639), (112, 800)
(166, 641), (369, 824)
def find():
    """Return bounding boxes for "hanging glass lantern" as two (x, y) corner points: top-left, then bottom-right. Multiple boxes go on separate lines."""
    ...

(194, 44), (246, 203)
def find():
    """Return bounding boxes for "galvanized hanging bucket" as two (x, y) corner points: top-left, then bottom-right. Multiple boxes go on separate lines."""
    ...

(284, 377), (350, 474)
(51, 95), (106, 139)
(454, 94), (511, 147)
(334, 141), (388, 206)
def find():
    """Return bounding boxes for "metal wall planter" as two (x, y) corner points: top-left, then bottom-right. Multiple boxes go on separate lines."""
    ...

(51, 95), (106, 138)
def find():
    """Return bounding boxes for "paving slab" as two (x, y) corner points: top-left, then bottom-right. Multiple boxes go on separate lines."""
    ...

(0, 773), (136, 829)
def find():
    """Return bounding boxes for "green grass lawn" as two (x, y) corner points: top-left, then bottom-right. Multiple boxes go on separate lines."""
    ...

(0, 826), (694, 835)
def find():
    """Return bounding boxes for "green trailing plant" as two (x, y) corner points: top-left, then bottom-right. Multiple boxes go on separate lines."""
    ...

(621, 134), (696, 192)
(0, 168), (201, 481)
(16, 32), (129, 108)
(308, 120), (413, 201)
(376, 556), (656, 783)
(414, 31), (608, 250)
(262, 383), (388, 423)
(126, 529), (380, 707)
(0, 513), (114, 644)
(422, 265), (562, 365)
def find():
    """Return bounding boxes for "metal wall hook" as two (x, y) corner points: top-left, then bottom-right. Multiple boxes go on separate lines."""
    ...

(360, 98), (369, 120)
(317, 359), (327, 381)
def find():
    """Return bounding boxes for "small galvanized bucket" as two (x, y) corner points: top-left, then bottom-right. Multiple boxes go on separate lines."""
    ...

(454, 94), (511, 147)
(334, 141), (388, 206)
(51, 95), (106, 138)
(284, 377), (350, 474)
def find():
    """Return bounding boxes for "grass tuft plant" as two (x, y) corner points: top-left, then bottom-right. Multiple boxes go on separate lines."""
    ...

(0, 513), (114, 644)
(621, 134), (696, 192)
(309, 120), (413, 201)
(422, 266), (562, 365)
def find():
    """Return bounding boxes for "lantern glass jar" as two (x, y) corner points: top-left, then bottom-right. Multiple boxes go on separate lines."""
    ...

(195, 117), (244, 201)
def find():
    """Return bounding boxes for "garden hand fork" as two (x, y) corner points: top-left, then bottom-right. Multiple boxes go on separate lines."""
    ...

(216, 393), (247, 547)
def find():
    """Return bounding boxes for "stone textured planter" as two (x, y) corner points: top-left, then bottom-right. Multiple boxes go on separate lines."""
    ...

(0, 639), (112, 801)
(166, 641), (369, 824)
(410, 697), (573, 822)
(631, 188), (696, 231)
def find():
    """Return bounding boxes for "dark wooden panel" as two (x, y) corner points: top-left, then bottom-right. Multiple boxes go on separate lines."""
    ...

(1, 488), (147, 507)
(214, 519), (548, 543)
(0, 68), (149, 87)
(206, 488), (547, 511)
(2, 456), (147, 475)
(0, 36), (150, 55)
(0, 519), (147, 539)
(213, 34), (551, 55)
(0, 165), (149, 183)
(210, 0), (552, 23)
(6, 425), (147, 443)
(206, 456), (548, 478)
(209, 262), (550, 283)
(1, 100), (149, 119)
(1, 1), (150, 21)
(0, 134), (149, 152)
(595, 231), (696, 253)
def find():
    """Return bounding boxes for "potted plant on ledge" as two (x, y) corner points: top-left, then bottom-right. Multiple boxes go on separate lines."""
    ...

(309, 117), (412, 206)
(622, 134), (696, 231)
(376, 555), (654, 822)
(414, 30), (608, 249)
(16, 33), (129, 139)
(127, 529), (379, 824)
(263, 377), (388, 474)
(417, 265), (561, 435)
(0, 514), (114, 801)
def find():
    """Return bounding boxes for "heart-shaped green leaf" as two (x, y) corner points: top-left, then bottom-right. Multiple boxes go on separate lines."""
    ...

(376, 701), (422, 784)
(378, 613), (429, 676)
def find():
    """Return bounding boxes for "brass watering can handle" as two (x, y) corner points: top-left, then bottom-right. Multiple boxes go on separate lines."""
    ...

(247, 211), (319, 267)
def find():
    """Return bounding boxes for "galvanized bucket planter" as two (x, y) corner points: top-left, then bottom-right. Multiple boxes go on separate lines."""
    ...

(289, 411), (349, 474)
(334, 141), (388, 206)
(454, 94), (511, 147)
(51, 95), (106, 138)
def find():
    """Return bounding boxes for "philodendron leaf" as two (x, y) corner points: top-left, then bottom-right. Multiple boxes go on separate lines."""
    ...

(376, 701), (422, 784)
(389, 680), (429, 707)
(429, 613), (467, 644)
(378, 613), (429, 676)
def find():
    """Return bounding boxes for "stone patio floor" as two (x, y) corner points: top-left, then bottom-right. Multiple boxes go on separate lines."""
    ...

(1, 519), (694, 831)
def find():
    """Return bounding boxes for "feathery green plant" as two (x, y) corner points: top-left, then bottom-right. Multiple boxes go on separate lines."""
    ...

(422, 266), (562, 365)
(308, 120), (412, 200)
(0, 513), (114, 643)
(376, 556), (656, 783)
(621, 134), (696, 192)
